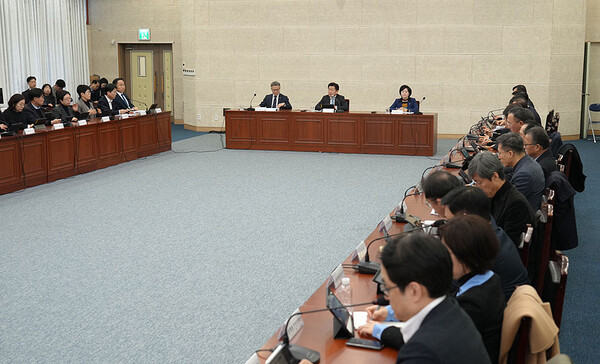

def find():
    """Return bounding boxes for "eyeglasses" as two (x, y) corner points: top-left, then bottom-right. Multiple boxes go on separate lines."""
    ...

(425, 199), (433, 208)
(381, 283), (398, 295)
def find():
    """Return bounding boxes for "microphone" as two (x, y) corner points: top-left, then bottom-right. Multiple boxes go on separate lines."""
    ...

(281, 301), (372, 363)
(246, 93), (256, 111)
(130, 98), (148, 110)
(414, 96), (425, 115)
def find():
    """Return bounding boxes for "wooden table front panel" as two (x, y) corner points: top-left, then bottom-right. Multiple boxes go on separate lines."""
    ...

(75, 124), (99, 174)
(22, 134), (48, 188)
(0, 138), (24, 193)
(47, 129), (76, 182)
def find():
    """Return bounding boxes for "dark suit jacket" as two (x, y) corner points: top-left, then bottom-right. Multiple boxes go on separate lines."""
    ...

(22, 89), (34, 103)
(536, 149), (557, 177)
(510, 154), (545, 210)
(383, 297), (490, 364)
(53, 104), (76, 124)
(491, 181), (535, 247)
(390, 97), (419, 113)
(546, 171), (578, 250)
(315, 94), (348, 111)
(23, 103), (47, 124)
(97, 96), (120, 116)
(113, 92), (135, 110)
(259, 94), (292, 109)
(2, 108), (27, 129)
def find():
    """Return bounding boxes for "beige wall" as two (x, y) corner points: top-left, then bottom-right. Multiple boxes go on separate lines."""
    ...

(88, 0), (589, 135)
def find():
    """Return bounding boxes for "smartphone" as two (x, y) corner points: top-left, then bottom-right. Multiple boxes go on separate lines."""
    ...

(346, 338), (384, 350)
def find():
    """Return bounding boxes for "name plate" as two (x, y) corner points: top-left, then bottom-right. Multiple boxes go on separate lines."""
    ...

(378, 215), (393, 233)
(121, 114), (130, 119)
(155, 108), (162, 113)
(101, 116), (110, 122)
(264, 108), (277, 112)
(24, 128), (35, 135)
(277, 308), (304, 340)
(77, 120), (87, 126)
(351, 240), (367, 262)
(322, 108), (335, 113)
(254, 107), (266, 111)
(138, 110), (147, 116)
(327, 264), (344, 289)
(391, 109), (404, 114)
(244, 353), (260, 364)
(53, 123), (64, 130)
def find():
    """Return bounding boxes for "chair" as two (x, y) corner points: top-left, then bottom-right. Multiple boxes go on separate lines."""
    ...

(587, 103), (600, 142)
(556, 149), (573, 179)
(518, 224), (534, 268)
(545, 109), (555, 133)
(344, 99), (350, 111)
(531, 189), (555, 295)
(506, 317), (531, 364)
(543, 251), (569, 329)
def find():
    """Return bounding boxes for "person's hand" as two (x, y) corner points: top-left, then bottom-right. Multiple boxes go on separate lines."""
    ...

(277, 103), (286, 109)
(48, 103), (53, 108)
(299, 360), (313, 364)
(72, 104), (79, 112)
(89, 108), (97, 115)
(119, 109), (127, 114)
(51, 119), (61, 125)
(357, 321), (377, 337)
(133, 106), (139, 111)
(71, 117), (77, 122)
(0, 124), (7, 130)
(365, 305), (388, 321)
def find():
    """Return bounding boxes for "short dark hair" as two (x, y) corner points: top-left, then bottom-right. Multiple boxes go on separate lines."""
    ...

(525, 126), (550, 150)
(522, 122), (537, 135)
(509, 95), (528, 107)
(55, 79), (66, 88)
(76, 84), (91, 98)
(468, 152), (505, 180)
(439, 214), (499, 274)
(41, 84), (52, 93)
(497, 132), (525, 154)
(328, 82), (339, 91)
(56, 90), (71, 102)
(509, 107), (535, 124)
(421, 170), (463, 200)
(29, 88), (43, 99)
(91, 79), (99, 85)
(512, 85), (527, 94)
(27, 76), (36, 83)
(112, 77), (124, 85)
(381, 232), (452, 298)
(104, 83), (116, 93)
(99, 78), (108, 85)
(441, 186), (491, 221)
(503, 104), (522, 118)
(399, 85), (412, 97)
(8, 93), (25, 110)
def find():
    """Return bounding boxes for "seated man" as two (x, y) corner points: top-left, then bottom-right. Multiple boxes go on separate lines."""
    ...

(51, 79), (66, 102)
(22, 76), (37, 103)
(523, 126), (557, 177)
(467, 151), (535, 246)
(24, 88), (61, 126)
(315, 82), (348, 111)
(97, 84), (129, 116)
(112, 78), (138, 111)
(357, 232), (491, 363)
(497, 133), (545, 210)
(441, 186), (530, 301)
(510, 93), (541, 125)
(420, 170), (463, 218)
(259, 81), (292, 109)
(90, 79), (101, 102)
(505, 106), (535, 134)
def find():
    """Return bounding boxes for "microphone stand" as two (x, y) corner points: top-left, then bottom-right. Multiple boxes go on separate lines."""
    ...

(246, 93), (256, 111)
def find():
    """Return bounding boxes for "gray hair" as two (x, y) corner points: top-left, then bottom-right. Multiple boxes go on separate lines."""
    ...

(497, 132), (525, 154)
(270, 81), (281, 87)
(468, 152), (505, 180)
(525, 126), (550, 149)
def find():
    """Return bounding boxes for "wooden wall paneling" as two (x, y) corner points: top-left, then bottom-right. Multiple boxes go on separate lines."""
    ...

(327, 114), (360, 152)
(74, 123), (99, 174)
(47, 128), (76, 182)
(138, 116), (158, 156)
(362, 115), (395, 154)
(256, 114), (291, 145)
(293, 114), (326, 146)
(97, 121), (122, 168)
(21, 134), (48, 188)
(225, 111), (256, 148)
(0, 138), (24, 193)
(119, 118), (139, 160)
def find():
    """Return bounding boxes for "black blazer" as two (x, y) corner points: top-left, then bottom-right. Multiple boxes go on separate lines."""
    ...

(53, 104), (76, 124)
(2, 108), (28, 129)
(491, 181), (535, 246)
(97, 96), (120, 116)
(383, 297), (490, 364)
(23, 103), (47, 124)
(492, 222), (530, 301)
(113, 92), (135, 110)
(315, 94), (348, 111)
(259, 94), (292, 109)
(536, 149), (558, 177)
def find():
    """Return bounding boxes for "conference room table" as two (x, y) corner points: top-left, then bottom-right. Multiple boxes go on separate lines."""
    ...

(255, 141), (466, 363)
(225, 109), (438, 156)
(0, 111), (172, 195)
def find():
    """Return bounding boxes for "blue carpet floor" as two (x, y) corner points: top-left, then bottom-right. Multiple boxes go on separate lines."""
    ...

(171, 123), (207, 142)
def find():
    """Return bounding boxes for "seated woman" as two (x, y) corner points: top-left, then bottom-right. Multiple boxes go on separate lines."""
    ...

(75, 84), (100, 118)
(42, 84), (55, 107)
(358, 215), (505, 364)
(2, 94), (29, 130)
(390, 84), (419, 113)
(53, 90), (78, 125)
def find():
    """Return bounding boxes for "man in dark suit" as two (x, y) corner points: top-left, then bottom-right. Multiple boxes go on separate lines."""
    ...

(22, 76), (37, 103)
(523, 126), (557, 177)
(497, 133), (545, 210)
(315, 82), (348, 111)
(259, 81), (292, 109)
(97, 84), (128, 116)
(468, 152), (535, 246)
(357, 232), (490, 364)
(112, 78), (138, 111)
(24, 88), (61, 126)
(505, 106), (535, 133)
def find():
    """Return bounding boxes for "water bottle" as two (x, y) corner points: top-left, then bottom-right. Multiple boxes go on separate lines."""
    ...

(338, 277), (353, 314)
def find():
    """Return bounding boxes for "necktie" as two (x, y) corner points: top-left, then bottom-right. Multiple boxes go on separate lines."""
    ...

(272, 95), (277, 108)
(331, 96), (334, 105)
(122, 94), (129, 108)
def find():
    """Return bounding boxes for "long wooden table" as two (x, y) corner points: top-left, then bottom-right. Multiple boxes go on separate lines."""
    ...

(0, 112), (172, 195)
(225, 110), (437, 156)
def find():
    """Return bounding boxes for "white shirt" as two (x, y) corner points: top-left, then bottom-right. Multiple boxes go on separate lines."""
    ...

(105, 95), (113, 109)
(116, 92), (130, 108)
(400, 296), (445, 344)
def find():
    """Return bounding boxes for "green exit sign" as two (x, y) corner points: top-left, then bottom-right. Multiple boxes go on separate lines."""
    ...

(138, 29), (150, 41)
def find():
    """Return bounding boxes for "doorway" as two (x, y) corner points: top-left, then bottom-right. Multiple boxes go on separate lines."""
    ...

(581, 42), (600, 138)
(118, 43), (173, 113)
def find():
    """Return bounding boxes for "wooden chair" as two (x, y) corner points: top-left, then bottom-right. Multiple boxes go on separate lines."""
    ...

(507, 317), (532, 364)
(533, 189), (555, 295)
(518, 224), (534, 268)
(545, 251), (569, 329)
(557, 149), (573, 179)
(545, 109), (555, 133)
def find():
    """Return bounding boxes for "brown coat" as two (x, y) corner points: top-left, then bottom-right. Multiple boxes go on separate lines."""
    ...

(499, 285), (560, 364)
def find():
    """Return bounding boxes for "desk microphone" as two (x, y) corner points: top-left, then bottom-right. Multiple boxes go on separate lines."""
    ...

(281, 301), (372, 363)
(130, 98), (148, 110)
(414, 96), (425, 115)
(246, 93), (256, 111)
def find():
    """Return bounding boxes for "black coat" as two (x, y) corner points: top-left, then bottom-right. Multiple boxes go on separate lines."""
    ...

(491, 181), (535, 247)
(315, 94), (348, 111)
(546, 171), (578, 250)
(536, 149), (557, 177)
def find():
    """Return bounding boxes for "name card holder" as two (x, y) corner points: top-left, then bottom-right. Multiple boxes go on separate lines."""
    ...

(139, 110), (147, 116)
(327, 264), (344, 289)
(254, 107), (266, 112)
(378, 215), (393, 234)
(391, 109), (404, 114)
(24, 127), (35, 135)
(351, 240), (367, 262)
(322, 108), (335, 113)
(101, 116), (110, 122)
(277, 308), (304, 340)
(121, 114), (130, 119)
(264, 108), (277, 112)
(53, 123), (64, 130)
(77, 120), (87, 126)
(155, 108), (162, 113)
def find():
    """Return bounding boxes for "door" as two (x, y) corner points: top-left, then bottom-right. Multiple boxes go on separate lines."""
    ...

(131, 50), (154, 110)
(582, 42), (600, 138)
